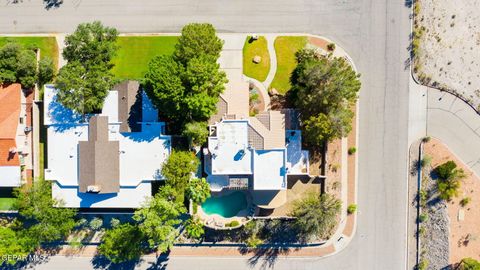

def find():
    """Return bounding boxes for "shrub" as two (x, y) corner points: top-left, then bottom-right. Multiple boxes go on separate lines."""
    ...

(89, 217), (103, 231)
(326, 43), (336, 51)
(418, 226), (426, 237)
(347, 204), (357, 214)
(226, 220), (240, 228)
(436, 160), (458, 180)
(460, 258), (480, 270)
(348, 147), (357, 155)
(76, 218), (87, 228)
(110, 218), (121, 228)
(245, 234), (263, 248)
(182, 121), (209, 147)
(185, 217), (204, 239)
(420, 155), (432, 167)
(417, 259), (428, 270)
(418, 213), (428, 223)
(460, 197), (472, 207)
(419, 190), (428, 206)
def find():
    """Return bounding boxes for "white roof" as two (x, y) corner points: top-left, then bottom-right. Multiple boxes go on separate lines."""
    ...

(0, 166), (21, 187)
(52, 181), (151, 208)
(44, 85), (171, 208)
(253, 149), (287, 190)
(209, 120), (252, 175)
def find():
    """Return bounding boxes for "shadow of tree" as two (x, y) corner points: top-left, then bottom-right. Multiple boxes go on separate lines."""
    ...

(44, 0), (63, 10)
(91, 254), (142, 270)
(145, 253), (170, 270)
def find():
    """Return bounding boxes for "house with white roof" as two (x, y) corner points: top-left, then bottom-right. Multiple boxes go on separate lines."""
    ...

(204, 66), (309, 210)
(43, 81), (171, 208)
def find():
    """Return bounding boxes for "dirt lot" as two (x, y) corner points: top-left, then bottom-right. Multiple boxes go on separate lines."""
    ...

(425, 138), (480, 265)
(416, 0), (480, 109)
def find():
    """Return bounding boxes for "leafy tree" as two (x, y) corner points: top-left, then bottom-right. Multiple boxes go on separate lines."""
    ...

(174, 23), (224, 64)
(184, 217), (204, 239)
(246, 234), (263, 248)
(461, 258), (480, 270)
(182, 121), (209, 147)
(55, 61), (114, 114)
(437, 178), (461, 201)
(38, 56), (55, 86)
(161, 151), (199, 202)
(0, 226), (36, 266)
(186, 177), (210, 204)
(133, 194), (186, 252)
(62, 21), (118, 66)
(183, 55), (227, 120)
(143, 55), (186, 124)
(98, 223), (143, 264)
(435, 161), (466, 201)
(55, 21), (118, 114)
(14, 179), (77, 243)
(0, 41), (37, 88)
(436, 160), (463, 180)
(290, 48), (360, 144)
(291, 193), (341, 240)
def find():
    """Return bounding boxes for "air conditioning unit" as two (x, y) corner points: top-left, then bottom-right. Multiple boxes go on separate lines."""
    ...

(87, 185), (101, 193)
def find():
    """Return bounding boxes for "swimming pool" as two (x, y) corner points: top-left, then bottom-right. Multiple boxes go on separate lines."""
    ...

(201, 191), (248, 218)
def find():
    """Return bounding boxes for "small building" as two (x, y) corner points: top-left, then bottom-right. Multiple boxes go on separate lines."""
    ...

(0, 83), (33, 188)
(43, 81), (171, 208)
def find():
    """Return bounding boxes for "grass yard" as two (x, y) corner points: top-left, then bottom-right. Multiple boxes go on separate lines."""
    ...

(0, 36), (59, 69)
(243, 36), (270, 82)
(0, 198), (15, 211)
(270, 36), (307, 94)
(112, 36), (179, 80)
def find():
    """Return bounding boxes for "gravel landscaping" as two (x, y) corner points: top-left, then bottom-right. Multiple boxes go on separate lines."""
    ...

(415, 0), (480, 110)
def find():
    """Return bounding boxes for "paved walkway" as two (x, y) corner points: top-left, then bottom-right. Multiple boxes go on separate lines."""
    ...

(426, 88), (480, 176)
(262, 34), (277, 88)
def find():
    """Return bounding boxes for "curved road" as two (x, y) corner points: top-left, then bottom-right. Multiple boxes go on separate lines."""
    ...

(0, 1), (413, 269)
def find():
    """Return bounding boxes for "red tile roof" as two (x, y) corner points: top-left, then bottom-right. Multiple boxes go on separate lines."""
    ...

(0, 84), (21, 166)
(0, 139), (19, 166)
(0, 84), (21, 139)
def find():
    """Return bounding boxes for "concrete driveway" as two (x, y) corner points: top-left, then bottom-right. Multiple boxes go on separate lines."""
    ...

(1, 0), (414, 269)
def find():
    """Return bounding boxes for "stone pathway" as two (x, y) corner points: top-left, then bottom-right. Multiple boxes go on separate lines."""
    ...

(262, 34), (278, 89)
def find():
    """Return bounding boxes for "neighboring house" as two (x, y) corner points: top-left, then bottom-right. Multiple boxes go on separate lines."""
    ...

(43, 81), (171, 208)
(204, 70), (309, 210)
(0, 83), (33, 188)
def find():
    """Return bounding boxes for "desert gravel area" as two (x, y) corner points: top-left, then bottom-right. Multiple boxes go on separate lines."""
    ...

(417, 0), (480, 109)
(425, 139), (480, 266)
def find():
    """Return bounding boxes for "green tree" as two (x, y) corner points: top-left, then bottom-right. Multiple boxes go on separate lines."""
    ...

(133, 194), (186, 252)
(98, 223), (144, 263)
(55, 61), (114, 114)
(183, 55), (227, 120)
(143, 55), (186, 124)
(89, 217), (103, 231)
(460, 258), (480, 270)
(291, 193), (341, 240)
(161, 151), (199, 202)
(14, 179), (77, 243)
(186, 177), (210, 204)
(38, 56), (55, 86)
(290, 48), (360, 144)
(436, 160), (463, 180)
(182, 121), (209, 147)
(435, 161), (466, 201)
(0, 226), (36, 266)
(184, 217), (204, 239)
(0, 42), (37, 88)
(174, 23), (224, 65)
(62, 21), (118, 66)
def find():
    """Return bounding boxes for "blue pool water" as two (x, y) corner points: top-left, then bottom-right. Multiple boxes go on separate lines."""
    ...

(201, 191), (248, 218)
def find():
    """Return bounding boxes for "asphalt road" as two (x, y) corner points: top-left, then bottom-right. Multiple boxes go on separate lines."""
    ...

(1, 0), (413, 269)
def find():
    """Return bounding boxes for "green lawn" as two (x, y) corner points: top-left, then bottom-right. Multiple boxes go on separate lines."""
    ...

(112, 36), (179, 80)
(0, 198), (15, 211)
(243, 36), (270, 82)
(0, 36), (59, 69)
(270, 36), (307, 94)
